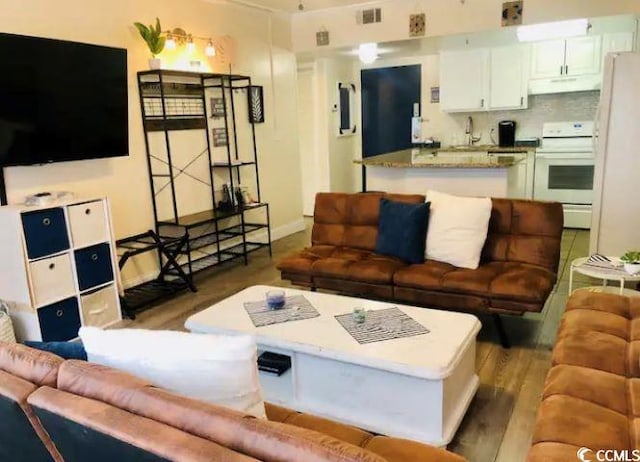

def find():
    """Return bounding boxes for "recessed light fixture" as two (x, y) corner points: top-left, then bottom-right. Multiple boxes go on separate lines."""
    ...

(517, 18), (590, 42)
(358, 43), (378, 64)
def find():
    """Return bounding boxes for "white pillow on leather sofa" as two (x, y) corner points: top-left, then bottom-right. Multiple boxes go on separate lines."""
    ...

(79, 326), (266, 418)
(425, 190), (492, 270)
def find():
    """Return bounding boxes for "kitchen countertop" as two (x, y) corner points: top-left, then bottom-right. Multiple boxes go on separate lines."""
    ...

(355, 147), (533, 169)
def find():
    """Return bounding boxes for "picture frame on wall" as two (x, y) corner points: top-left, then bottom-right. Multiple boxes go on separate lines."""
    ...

(212, 127), (228, 147)
(210, 97), (225, 118)
(248, 85), (265, 123)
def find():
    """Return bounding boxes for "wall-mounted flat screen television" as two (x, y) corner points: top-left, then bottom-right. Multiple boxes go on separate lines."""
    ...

(0, 33), (128, 166)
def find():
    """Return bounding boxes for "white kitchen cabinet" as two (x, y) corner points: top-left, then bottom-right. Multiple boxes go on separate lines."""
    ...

(489, 45), (529, 110)
(529, 36), (602, 94)
(530, 40), (566, 79)
(565, 36), (602, 76)
(530, 36), (601, 79)
(439, 49), (489, 112)
(0, 197), (122, 341)
(601, 32), (635, 66)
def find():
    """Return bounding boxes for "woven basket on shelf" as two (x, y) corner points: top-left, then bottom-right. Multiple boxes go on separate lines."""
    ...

(0, 302), (16, 343)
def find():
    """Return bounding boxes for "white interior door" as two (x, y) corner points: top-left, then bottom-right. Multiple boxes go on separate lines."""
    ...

(297, 68), (318, 216)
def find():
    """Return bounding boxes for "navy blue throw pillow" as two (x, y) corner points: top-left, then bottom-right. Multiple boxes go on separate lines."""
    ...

(375, 199), (430, 264)
(24, 340), (87, 360)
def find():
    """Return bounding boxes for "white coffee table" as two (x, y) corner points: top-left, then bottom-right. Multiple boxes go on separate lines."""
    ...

(569, 257), (640, 295)
(185, 285), (481, 447)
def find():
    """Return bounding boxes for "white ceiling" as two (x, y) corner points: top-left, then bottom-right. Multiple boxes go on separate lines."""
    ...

(224, 0), (377, 13)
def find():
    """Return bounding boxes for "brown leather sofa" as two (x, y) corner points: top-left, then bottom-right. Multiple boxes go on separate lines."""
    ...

(528, 290), (640, 461)
(0, 341), (465, 462)
(278, 192), (563, 347)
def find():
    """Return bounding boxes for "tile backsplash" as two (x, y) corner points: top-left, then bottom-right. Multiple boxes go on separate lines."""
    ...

(445, 91), (600, 144)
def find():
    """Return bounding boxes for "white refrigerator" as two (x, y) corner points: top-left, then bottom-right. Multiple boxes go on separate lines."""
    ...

(590, 52), (640, 256)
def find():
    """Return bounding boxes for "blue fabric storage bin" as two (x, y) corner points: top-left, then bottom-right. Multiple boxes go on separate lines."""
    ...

(22, 208), (69, 259)
(38, 297), (81, 342)
(74, 243), (114, 291)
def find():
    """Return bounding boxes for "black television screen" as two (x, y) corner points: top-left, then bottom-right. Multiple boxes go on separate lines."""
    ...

(0, 33), (128, 166)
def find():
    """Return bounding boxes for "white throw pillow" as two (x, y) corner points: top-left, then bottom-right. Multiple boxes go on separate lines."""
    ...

(79, 327), (266, 418)
(425, 190), (492, 269)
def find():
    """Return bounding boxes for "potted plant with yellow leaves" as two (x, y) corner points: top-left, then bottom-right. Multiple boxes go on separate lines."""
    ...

(134, 18), (165, 70)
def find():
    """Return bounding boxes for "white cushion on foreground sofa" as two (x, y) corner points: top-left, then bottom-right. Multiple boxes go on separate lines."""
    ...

(79, 326), (266, 418)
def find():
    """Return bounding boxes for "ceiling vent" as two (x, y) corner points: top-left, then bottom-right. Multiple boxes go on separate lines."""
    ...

(356, 8), (382, 25)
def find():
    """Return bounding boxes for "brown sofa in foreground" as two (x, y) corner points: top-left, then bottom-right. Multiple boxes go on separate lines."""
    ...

(0, 341), (465, 462)
(278, 192), (563, 347)
(528, 290), (640, 461)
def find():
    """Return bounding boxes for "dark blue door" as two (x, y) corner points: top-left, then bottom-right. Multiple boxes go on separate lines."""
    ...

(361, 65), (421, 158)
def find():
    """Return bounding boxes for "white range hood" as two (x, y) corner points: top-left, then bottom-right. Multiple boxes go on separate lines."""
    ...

(529, 74), (601, 95)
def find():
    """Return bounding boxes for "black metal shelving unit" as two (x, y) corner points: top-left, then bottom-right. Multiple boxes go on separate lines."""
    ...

(116, 230), (196, 318)
(137, 69), (272, 279)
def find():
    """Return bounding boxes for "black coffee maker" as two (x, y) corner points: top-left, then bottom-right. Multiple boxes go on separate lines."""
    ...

(498, 120), (517, 147)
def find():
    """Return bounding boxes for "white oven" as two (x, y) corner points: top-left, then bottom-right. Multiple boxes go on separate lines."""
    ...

(533, 121), (595, 229)
(533, 152), (595, 204)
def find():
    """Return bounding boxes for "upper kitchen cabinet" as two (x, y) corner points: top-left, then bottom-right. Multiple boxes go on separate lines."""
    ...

(564, 36), (602, 76)
(440, 46), (528, 112)
(601, 32), (635, 66)
(489, 44), (529, 110)
(529, 36), (602, 94)
(530, 40), (566, 79)
(439, 49), (489, 112)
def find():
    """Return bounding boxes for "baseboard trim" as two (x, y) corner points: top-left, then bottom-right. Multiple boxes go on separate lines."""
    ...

(271, 218), (306, 241)
(121, 218), (306, 289)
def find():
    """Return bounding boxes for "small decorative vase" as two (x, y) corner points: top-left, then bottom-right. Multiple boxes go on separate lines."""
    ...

(266, 290), (286, 310)
(148, 57), (162, 70)
(624, 263), (640, 275)
(352, 307), (366, 324)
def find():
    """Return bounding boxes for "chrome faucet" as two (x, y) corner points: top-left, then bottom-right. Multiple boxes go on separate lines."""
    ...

(465, 116), (482, 145)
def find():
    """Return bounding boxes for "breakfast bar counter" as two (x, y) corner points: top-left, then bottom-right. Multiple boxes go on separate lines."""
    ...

(356, 148), (535, 199)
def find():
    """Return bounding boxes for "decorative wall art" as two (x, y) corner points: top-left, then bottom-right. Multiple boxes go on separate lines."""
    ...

(248, 85), (265, 124)
(316, 29), (330, 46)
(210, 97), (225, 118)
(409, 13), (426, 37)
(430, 86), (440, 104)
(212, 127), (228, 147)
(502, 1), (523, 27)
(337, 82), (357, 135)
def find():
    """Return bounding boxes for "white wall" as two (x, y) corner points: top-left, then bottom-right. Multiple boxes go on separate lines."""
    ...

(319, 58), (358, 193)
(291, 0), (640, 53)
(298, 57), (358, 199)
(0, 0), (303, 284)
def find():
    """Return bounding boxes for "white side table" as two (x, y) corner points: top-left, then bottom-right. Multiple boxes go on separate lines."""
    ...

(569, 257), (640, 295)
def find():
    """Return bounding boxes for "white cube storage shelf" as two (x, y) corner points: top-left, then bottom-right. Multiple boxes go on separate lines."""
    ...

(0, 198), (122, 342)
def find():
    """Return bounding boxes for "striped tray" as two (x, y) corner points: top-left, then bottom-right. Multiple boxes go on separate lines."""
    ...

(335, 307), (430, 344)
(244, 295), (319, 327)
